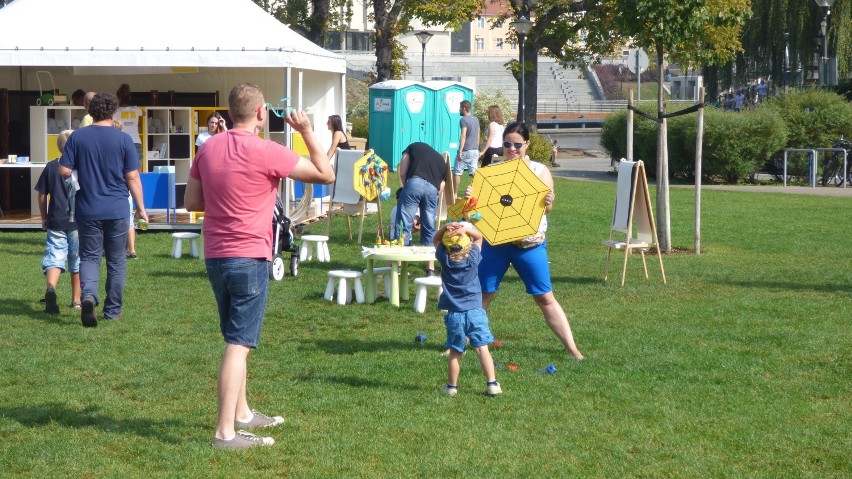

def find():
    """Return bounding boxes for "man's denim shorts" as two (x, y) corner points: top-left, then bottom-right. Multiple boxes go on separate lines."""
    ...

(444, 308), (494, 353)
(205, 258), (269, 348)
(42, 229), (80, 274)
(454, 149), (480, 176)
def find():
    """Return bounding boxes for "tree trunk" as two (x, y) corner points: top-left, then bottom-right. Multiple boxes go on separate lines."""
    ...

(655, 41), (671, 252)
(305, 0), (331, 47)
(373, 1), (395, 83)
(518, 41), (539, 132)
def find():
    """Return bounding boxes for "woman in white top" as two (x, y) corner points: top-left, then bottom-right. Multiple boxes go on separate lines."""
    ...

(196, 112), (228, 147)
(478, 105), (505, 167)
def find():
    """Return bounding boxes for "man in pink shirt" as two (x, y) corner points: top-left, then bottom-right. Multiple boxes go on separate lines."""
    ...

(184, 83), (334, 449)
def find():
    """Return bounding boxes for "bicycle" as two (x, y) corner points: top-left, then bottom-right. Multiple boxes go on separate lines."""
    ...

(820, 136), (852, 187)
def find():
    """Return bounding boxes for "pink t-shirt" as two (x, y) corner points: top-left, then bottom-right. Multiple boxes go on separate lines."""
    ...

(189, 130), (298, 260)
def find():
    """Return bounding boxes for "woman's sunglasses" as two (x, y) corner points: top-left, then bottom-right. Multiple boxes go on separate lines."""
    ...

(503, 141), (525, 149)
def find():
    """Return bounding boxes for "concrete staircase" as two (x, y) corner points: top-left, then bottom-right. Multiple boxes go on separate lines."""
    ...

(345, 53), (598, 114)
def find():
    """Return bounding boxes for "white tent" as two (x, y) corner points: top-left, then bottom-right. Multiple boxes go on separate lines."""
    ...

(0, 0), (347, 135)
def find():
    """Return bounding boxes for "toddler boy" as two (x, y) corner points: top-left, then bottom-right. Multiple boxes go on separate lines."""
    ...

(434, 222), (501, 396)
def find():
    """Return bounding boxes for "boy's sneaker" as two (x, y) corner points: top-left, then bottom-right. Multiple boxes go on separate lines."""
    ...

(80, 296), (97, 328)
(442, 385), (458, 397)
(486, 382), (502, 396)
(211, 430), (275, 449)
(44, 288), (59, 314)
(235, 410), (285, 429)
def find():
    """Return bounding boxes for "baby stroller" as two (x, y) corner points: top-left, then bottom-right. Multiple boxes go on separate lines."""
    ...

(270, 195), (300, 281)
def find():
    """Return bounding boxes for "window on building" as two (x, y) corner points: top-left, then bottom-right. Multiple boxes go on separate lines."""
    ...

(476, 37), (484, 51)
(496, 38), (503, 50)
(510, 40), (517, 50)
(477, 17), (485, 28)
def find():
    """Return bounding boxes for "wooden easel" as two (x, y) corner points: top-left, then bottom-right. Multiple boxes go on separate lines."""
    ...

(436, 152), (455, 228)
(603, 159), (667, 286)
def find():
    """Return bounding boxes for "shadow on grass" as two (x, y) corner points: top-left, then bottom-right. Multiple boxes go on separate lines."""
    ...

(723, 280), (852, 294)
(0, 403), (203, 443)
(292, 374), (421, 390)
(148, 270), (207, 279)
(4, 299), (82, 327)
(298, 338), (426, 355)
(550, 276), (602, 285)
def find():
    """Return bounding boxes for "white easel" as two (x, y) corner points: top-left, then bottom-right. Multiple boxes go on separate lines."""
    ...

(603, 159), (667, 286)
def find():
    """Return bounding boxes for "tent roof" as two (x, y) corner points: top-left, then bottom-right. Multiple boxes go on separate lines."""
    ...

(0, 0), (345, 73)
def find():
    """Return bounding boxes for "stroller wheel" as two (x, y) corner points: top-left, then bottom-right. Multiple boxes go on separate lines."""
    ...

(270, 254), (286, 281)
(290, 255), (299, 277)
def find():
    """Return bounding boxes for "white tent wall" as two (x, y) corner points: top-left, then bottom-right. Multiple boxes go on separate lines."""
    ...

(0, 66), (344, 147)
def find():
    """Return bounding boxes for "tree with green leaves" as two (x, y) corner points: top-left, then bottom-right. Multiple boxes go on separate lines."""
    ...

(371, 0), (481, 82)
(492, 0), (621, 128)
(252, 0), (351, 47)
(606, 0), (750, 252)
(737, 0), (850, 89)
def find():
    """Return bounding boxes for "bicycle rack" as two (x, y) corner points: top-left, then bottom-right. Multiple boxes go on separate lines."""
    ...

(782, 148), (817, 188)
(815, 147), (848, 189)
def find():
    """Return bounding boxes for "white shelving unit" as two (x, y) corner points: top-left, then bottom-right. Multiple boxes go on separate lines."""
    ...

(29, 106), (86, 163)
(144, 107), (192, 185)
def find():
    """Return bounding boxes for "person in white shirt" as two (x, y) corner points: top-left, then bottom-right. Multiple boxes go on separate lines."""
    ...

(196, 112), (228, 148)
(478, 105), (505, 167)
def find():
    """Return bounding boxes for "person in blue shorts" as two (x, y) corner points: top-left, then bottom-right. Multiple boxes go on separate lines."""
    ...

(35, 130), (80, 314)
(435, 221), (501, 397)
(465, 122), (584, 359)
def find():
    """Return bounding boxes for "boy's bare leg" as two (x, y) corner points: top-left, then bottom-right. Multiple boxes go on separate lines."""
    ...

(447, 350), (463, 386)
(71, 272), (81, 304)
(473, 345), (496, 382)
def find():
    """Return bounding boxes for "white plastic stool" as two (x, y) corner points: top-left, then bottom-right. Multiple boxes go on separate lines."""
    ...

(324, 270), (365, 305)
(171, 232), (200, 259)
(300, 234), (330, 262)
(363, 266), (392, 298)
(413, 276), (443, 313)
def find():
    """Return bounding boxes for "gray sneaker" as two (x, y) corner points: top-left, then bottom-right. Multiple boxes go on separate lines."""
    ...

(235, 411), (285, 429)
(442, 385), (458, 397)
(486, 382), (502, 396)
(211, 430), (275, 449)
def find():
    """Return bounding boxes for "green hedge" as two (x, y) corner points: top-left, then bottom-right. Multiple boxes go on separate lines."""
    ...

(600, 90), (852, 183)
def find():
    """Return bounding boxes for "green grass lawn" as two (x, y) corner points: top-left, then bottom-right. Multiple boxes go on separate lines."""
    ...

(1, 179), (849, 478)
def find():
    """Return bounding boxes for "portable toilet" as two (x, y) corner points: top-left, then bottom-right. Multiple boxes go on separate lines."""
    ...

(424, 81), (474, 167)
(369, 80), (431, 170)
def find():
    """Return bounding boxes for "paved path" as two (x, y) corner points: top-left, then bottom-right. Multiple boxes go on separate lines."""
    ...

(551, 151), (852, 197)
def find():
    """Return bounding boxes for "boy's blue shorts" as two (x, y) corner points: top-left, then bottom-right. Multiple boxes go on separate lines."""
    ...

(444, 308), (494, 353)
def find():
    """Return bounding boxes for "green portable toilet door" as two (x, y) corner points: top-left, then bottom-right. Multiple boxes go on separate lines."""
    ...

(397, 88), (430, 167)
(431, 85), (472, 167)
(369, 82), (432, 171)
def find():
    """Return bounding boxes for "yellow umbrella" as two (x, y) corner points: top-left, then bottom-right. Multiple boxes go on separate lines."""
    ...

(448, 159), (549, 245)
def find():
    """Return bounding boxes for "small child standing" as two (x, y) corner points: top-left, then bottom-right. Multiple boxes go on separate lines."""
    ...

(35, 130), (80, 313)
(434, 222), (501, 397)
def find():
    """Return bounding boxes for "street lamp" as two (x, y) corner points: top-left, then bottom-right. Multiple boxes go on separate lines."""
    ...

(813, 0), (835, 85)
(415, 30), (433, 82)
(510, 15), (533, 123)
